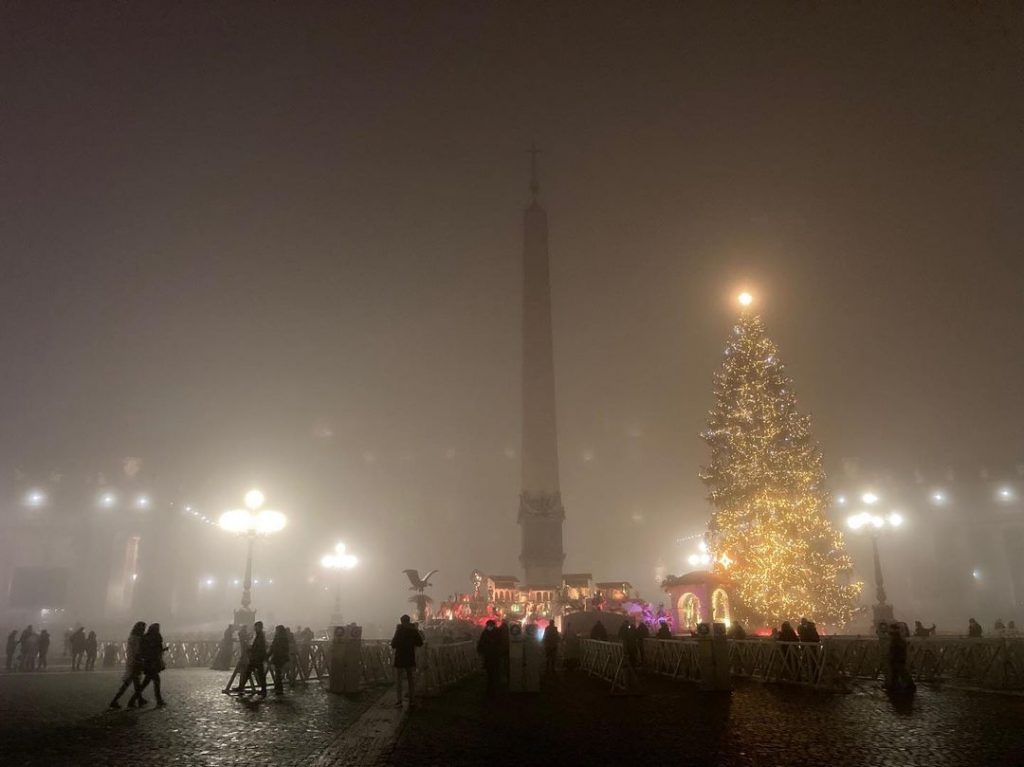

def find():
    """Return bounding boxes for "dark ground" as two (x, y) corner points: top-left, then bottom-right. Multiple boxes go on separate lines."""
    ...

(390, 671), (1024, 767)
(0, 668), (379, 766)
(3, 667), (1024, 766)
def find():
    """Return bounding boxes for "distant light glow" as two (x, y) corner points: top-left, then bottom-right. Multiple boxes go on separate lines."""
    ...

(218, 508), (287, 534)
(870, 515), (885, 529)
(244, 489), (265, 511)
(861, 492), (879, 506)
(836, 495), (846, 506)
(998, 487), (1014, 501)
(698, 540), (708, 553)
(98, 492), (116, 508)
(973, 569), (981, 580)
(204, 577), (215, 586)
(887, 512), (904, 527)
(24, 489), (47, 507)
(737, 291), (753, 307)
(931, 491), (947, 504)
(687, 554), (700, 567)
(135, 495), (150, 509)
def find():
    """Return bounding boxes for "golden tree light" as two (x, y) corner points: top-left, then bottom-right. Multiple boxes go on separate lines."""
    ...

(700, 310), (860, 627)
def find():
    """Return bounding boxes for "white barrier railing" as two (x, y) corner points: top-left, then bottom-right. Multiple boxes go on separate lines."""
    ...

(99, 636), (478, 695)
(581, 636), (1024, 693)
(415, 640), (478, 696)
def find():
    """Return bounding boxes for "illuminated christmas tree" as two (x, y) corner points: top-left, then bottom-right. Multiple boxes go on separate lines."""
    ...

(700, 296), (860, 627)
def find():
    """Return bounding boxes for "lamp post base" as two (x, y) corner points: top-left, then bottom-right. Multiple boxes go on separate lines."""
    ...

(872, 603), (895, 630)
(234, 607), (256, 628)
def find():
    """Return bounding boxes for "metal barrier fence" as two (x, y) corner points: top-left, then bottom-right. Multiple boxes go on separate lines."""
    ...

(98, 636), (477, 695)
(579, 636), (1024, 693)
(415, 641), (478, 696)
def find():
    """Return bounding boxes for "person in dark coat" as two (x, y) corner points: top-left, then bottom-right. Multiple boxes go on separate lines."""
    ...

(109, 621), (146, 709)
(617, 620), (639, 667)
(798, 618), (820, 643)
(211, 625), (235, 671)
(542, 620), (561, 674)
(249, 621), (269, 696)
(85, 631), (98, 671)
(37, 630), (51, 670)
(6, 630), (18, 671)
(477, 620), (502, 696)
(269, 625), (290, 694)
(391, 614), (424, 706)
(133, 623), (167, 707)
(778, 621), (799, 643)
(70, 627), (87, 670)
(656, 622), (672, 640)
(968, 618), (983, 638)
(887, 622), (916, 693)
(590, 620), (609, 641)
(635, 620), (650, 664)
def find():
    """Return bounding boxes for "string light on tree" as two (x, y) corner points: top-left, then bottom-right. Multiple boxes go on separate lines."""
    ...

(700, 293), (861, 627)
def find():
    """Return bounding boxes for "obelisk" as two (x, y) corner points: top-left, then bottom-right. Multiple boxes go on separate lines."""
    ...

(518, 145), (565, 588)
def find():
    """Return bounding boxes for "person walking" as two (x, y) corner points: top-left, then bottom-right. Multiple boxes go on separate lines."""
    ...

(109, 621), (146, 709)
(37, 630), (51, 670)
(6, 630), (19, 671)
(269, 625), (290, 695)
(70, 627), (87, 670)
(477, 619), (502, 697)
(542, 620), (561, 674)
(390, 614), (423, 707)
(225, 625), (251, 693)
(248, 621), (268, 697)
(132, 623), (167, 707)
(968, 618), (983, 637)
(85, 631), (98, 671)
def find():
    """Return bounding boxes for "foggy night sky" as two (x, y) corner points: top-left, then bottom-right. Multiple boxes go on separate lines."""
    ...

(1, 2), (1023, 607)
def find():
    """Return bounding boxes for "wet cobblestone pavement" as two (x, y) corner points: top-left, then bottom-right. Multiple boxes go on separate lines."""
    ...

(4, 668), (1024, 766)
(0, 669), (380, 766)
(390, 672), (1024, 767)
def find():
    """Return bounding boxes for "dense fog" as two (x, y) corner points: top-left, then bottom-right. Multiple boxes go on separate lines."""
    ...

(2, 3), (1023, 637)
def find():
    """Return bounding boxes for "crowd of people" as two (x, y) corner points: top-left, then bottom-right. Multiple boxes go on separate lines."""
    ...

(5, 625), (62, 671)
(218, 621), (307, 697)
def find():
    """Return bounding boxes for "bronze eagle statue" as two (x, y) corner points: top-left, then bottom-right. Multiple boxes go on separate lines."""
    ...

(403, 568), (438, 593)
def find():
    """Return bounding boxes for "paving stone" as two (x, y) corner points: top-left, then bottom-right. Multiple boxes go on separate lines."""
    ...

(0, 668), (380, 767)
(388, 672), (1024, 767)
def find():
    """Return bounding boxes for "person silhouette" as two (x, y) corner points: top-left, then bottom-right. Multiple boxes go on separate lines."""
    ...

(109, 622), (146, 709)
(132, 623), (167, 707)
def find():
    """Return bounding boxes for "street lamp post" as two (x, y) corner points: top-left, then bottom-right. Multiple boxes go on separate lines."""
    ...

(847, 494), (903, 630)
(320, 542), (358, 628)
(218, 489), (287, 627)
